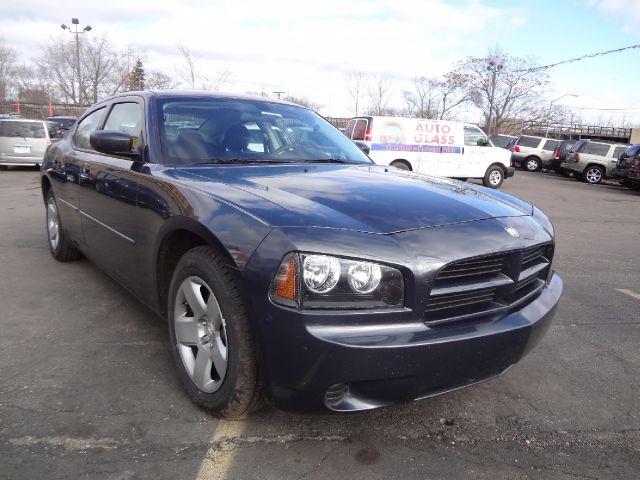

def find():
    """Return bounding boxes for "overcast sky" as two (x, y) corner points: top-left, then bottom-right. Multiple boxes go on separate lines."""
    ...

(2, 0), (640, 123)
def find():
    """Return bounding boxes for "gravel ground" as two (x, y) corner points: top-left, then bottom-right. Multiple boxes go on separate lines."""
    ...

(0, 167), (638, 479)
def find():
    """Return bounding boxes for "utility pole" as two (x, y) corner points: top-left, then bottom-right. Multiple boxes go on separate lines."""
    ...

(61, 18), (92, 106)
(486, 60), (503, 134)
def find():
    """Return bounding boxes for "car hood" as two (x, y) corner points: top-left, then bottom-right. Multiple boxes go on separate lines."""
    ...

(177, 164), (533, 234)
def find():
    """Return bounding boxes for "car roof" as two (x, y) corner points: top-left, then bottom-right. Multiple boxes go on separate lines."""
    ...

(107, 90), (301, 107)
(47, 115), (76, 120)
(0, 118), (44, 123)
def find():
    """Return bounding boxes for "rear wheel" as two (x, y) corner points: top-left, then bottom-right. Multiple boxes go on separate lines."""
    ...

(45, 190), (82, 261)
(168, 246), (263, 418)
(525, 157), (541, 172)
(390, 160), (411, 171)
(483, 165), (504, 189)
(560, 169), (574, 178)
(583, 166), (604, 184)
(0, 165), (7, 171)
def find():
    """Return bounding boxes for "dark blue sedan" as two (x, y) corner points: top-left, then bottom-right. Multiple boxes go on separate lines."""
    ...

(41, 92), (562, 417)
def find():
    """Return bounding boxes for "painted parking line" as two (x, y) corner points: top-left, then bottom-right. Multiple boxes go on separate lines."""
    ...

(615, 288), (640, 301)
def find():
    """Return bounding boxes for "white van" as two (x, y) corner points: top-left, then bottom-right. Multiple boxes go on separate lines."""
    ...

(344, 116), (514, 188)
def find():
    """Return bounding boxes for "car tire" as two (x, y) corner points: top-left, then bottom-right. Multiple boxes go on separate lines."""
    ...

(167, 246), (263, 418)
(583, 165), (604, 184)
(525, 157), (541, 172)
(390, 160), (411, 171)
(560, 169), (574, 178)
(483, 165), (504, 188)
(45, 190), (82, 262)
(0, 165), (7, 171)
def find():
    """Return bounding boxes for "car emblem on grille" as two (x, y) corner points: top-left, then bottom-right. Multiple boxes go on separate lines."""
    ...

(505, 226), (520, 238)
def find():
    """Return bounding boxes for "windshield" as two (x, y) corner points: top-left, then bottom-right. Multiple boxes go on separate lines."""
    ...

(158, 97), (372, 165)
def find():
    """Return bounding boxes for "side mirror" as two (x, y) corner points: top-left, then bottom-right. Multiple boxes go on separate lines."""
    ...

(353, 140), (370, 155)
(90, 130), (139, 158)
(477, 138), (490, 147)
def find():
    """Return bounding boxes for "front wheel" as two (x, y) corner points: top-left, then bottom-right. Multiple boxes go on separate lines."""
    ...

(583, 166), (604, 184)
(45, 190), (82, 261)
(483, 165), (504, 189)
(390, 160), (411, 171)
(168, 246), (263, 418)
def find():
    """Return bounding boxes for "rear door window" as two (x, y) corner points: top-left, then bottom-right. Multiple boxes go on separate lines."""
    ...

(0, 121), (45, 139)
(351, 119), (368, 141)
(517, 136), (543, 148)
(345, 119), (356, 139)
(542, 139), (560, 151)
(580, 142), (610, 156)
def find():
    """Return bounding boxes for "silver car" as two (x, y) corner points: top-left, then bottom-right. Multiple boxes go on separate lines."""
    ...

(509, 135), (561, 172)
(0, 119), (52, 169)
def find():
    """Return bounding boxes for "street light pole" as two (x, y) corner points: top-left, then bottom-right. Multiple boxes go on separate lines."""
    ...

(545, 93), (578, 137)
(61, 18), (92, 106)
(486, 60), (503, 134)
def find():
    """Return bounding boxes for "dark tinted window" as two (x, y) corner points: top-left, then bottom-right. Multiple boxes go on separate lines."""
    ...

(612, 146), (627, 159)
(159, 98), (371, 165)
(579, 142), (609, 156)
(559, 140), (577, 153)
(344, 119), (356, 138)
(73, 108), (105, 151)
(351, 119), (368, 141)
(0, 121), (46, 138)
(517, 136), (543, 148)
(542, 139), (560, 151)
(490, 134), (513, 148)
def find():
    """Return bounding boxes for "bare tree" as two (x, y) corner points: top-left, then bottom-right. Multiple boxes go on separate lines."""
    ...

(146, 71), (178, 90)
(82, 35), (125, 104)
(437, 71), (477, 120)
(176, 43), (230, 91)
(0, 38), (17, 100)
(281, 94), (323, 111)
(402, 76), (440, 119)
(367, 74), (394, 116)
(345, 71), (367, 116)
(458, 47), (549, 132)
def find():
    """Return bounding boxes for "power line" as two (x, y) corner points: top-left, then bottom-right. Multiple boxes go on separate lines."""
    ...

(516, 43), (640, 73)
(574, 106), (640, 111)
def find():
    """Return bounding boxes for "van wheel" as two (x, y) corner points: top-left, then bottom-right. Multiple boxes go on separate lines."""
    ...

(483, 166), (504, 188)
(583, 166), (604, 184)
(525, 157), (541, 172)
(168, 246), (263, 418)
(390, 160), (411, 171)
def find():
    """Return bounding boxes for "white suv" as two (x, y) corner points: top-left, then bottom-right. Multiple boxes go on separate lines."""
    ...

(509, 135), (560, 172)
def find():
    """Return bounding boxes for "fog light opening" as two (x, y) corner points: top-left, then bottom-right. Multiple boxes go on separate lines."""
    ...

(324, 382), (349, 407)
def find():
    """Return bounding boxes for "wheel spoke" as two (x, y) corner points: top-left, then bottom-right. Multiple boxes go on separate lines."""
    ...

(211, 338), (227, 377)
(174, 313), (200, 345)
(182, 279), (206, 318)
(193, 348), (213, 390)
(48, 223), (57, 238)
(206, 294), (223, 328)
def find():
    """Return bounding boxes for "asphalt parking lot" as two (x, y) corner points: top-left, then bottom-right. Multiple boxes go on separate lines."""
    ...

(1, 167), (639, 479)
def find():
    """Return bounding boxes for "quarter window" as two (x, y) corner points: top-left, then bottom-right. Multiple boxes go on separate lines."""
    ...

(73, 108), (105, 151)
(612, 146), (627, 159)
(542, 139), (560, 151)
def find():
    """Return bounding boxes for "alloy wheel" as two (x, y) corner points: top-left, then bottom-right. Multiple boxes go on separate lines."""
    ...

(46, 196), (60, 250)
(585, 167), (602, 184)
(173, 276), (228, 393)
(526, 159), (539, 171)
(489, 170), (502, 186)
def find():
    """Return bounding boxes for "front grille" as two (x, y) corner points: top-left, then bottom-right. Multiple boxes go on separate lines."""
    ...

(425, 244), (552, 327)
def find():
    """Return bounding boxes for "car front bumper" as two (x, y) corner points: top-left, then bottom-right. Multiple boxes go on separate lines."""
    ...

(264, 273), (562, 412)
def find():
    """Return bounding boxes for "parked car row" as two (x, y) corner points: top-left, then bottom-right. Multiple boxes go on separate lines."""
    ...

(0, 116), (75, 169)
(497, 132), (639, 189)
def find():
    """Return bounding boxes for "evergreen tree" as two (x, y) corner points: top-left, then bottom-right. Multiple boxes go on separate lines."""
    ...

(127, 59), (145, 91)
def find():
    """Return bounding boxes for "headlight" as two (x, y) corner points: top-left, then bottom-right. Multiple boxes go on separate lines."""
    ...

(270, 252), (404, 309)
